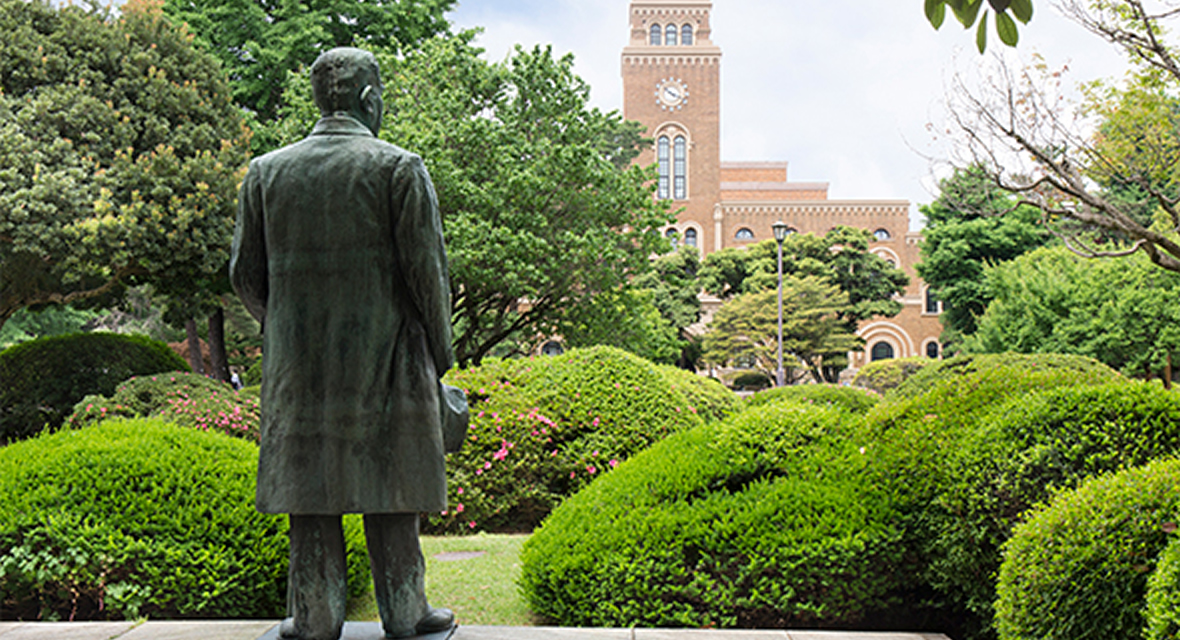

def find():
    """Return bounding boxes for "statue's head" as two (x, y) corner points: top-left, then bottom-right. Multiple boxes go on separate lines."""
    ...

(310, 47), (383, 135)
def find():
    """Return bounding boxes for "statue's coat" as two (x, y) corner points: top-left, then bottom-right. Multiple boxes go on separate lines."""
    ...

(231, 115), (453, 515)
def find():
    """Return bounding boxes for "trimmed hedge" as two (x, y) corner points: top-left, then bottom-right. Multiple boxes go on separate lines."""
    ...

(747, 384), (880, 414)
(654, 363), (740, 423)
(995, 457), (1180, 640)
(1146, 537), (1180, 640)
(850, 357), (931, 395)
(922, 380), (1180, 630)
(520, 400), (905, 629)
(67, 372), (260, 441)
(0, 419), (369, 620)
(886, 352), (1118, 401)
(0, 332), (189, 443)
(430, 346), (706, 534)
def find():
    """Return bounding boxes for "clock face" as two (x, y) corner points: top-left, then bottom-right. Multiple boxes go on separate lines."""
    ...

(655, 78), (688, 110)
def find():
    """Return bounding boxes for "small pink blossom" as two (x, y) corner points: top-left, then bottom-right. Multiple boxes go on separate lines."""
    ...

(609, 459), (619, 468)
(468, 521), (476, 529)
(455, 503), (465, 513)
(587, 466), (597, 474)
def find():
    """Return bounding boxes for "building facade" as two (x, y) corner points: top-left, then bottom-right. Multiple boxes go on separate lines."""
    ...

(621, 0), (943, 368)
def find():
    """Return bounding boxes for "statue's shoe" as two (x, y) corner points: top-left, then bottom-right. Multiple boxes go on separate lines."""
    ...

(386, 607), (455, 638)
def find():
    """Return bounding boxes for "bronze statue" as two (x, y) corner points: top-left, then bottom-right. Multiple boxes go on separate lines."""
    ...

(231, 47), (456, 640)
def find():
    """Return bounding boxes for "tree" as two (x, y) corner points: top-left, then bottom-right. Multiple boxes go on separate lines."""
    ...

(0, 0), (250, 334)
(924, 0), (1035, 52)
(943, 1), (1180, 275)
(162, 0), (454, 142)
(702, 276), (864, 384)
(917, 166), (1049, 344)
(700, 227), (909, 327)
(964, 245), (1180, 378)
(271, 35), (671, 367)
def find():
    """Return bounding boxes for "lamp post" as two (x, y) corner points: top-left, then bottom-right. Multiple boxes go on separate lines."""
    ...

(772, 221), (789, 387)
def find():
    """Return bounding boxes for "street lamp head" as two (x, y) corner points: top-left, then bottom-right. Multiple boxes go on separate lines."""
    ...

(772, 220), (789, 243)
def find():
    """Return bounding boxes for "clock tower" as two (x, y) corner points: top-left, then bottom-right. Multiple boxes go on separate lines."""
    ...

(622, 0), (722, 251)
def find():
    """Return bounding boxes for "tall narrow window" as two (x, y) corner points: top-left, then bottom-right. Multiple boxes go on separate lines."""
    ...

(673, 135), (687, 199)
(871, 342), (895, 361)
(650, 24), (661, 45)
(665, 228), (679, 249)
(681, 24), (693, 45)
(657, 136), (670, 199)
(925, 288), (940, 314)
(684, 228), (698, 247)
(666, 24), (678, 46)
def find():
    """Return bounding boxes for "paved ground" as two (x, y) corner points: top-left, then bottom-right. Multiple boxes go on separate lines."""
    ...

(0, 622), (950, 640)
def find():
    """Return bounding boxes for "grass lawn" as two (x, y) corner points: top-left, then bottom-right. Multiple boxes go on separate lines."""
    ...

(346, 533), (537, 627)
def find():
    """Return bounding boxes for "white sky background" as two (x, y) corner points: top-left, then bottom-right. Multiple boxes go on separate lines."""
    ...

(444, 1), (1131, 229)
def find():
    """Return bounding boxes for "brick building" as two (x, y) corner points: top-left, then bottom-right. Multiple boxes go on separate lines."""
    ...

(621, 0), (943, 367)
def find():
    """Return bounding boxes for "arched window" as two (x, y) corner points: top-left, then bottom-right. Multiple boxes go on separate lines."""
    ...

(926, 341), (940, 359)
(541, 340), (564, 356)
(925, 288), (941, 314)
(873, 228), (892, 241)
(684, 228), (698, 247)
(666, 23), (678, 46)
(650, 24), (662, 45)
(657, 136), (670, 199)
(735, 228), (755, 240)
(665, 228), (679, 249)
(673, 135), (687, 199)
(871, 341), (895, 361)
(681, 24), (693, 45)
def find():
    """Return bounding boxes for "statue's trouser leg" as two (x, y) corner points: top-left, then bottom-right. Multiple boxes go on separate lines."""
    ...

(287, 515), (348, 640)
(364, 513), (428, 638)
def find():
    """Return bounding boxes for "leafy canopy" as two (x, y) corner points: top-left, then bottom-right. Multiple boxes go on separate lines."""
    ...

(925, 0), (1034, 52)
(0, 0), (249, 332)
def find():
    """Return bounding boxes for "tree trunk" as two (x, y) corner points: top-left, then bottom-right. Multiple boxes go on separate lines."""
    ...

(208, 306), (231, 383)
(185, 318), (205, 375)
(1167, 353), (1174, 391)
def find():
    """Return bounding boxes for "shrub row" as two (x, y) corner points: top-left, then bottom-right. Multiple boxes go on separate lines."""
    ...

(0, 419), (369, 620)
(746, 383), (880, 414)
(428, 346), (737, 534)
(67, 372), (260, 441)
(0, 333), (188, 443)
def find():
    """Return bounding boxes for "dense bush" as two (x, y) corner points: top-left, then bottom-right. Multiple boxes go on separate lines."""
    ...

(0, 419), (370, 620)
(923, 381), (1180, 629)
(887, 352), (1117, 401)
(67, 372), (260, 441)
(520, 400), (906, 629)
(730, 370), (771, 390)
(0, 332), (189, 443)
(994, 457), (1180, 640)
(1145, 538), (1180, 640)
(241, 356), (263, 387)
(850, 357), (931, 395)
(654, 363), (740, 423)
(429, 346), (705, 534)
(747, 383), (880, 414)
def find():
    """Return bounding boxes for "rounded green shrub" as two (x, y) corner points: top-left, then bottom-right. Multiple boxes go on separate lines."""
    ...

(994, 457), (1180, 640)
(923, 381), (1180, 630)
(241, 355), (263, 387)
(0, 332), (189, 443)
(654, 363), (740, 423)
(67, 372), (260, 441)
(850, 357), (931, 395)
(747, 383), (880, 414)
(730, 370), (771, 390)
(888, 352), (1117, 401)
(520, 400), (905, 629)
(430, 346), (704, 534)
(0, 418), (369, 620)
(1145, 537), (1180, 640)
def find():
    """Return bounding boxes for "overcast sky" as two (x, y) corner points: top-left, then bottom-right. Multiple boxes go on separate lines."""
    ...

(444, 1), (1130, 228)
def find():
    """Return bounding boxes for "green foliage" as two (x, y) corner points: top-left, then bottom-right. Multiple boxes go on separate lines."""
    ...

(272, 35), (672, 367)
(965, 246), (1180, 377)
(0, 305), (101, 350)
(519, 400), (905, 629)
(850, 357), (932, 395)
(0, 332), (188, 443)
(0, 418), (370, 620)
(886, 351), (1118, 400)
(747, 384), (880, 414)
(1145, 537), (1180, 640)
(922, 380), (1180, 634)
(916, 165), (1049, 342)
(925, 0), (1033, 52)
(994, 457), (1180, 640)
(429, 347), (704, 534)
(0, 0), (250, 329)
(67, 371), (260, 441)
(730, 370), (772, 391)
(654, 363), (740, 424)
(241, 354), (263, 387)
(703, 277), (865, 384)
(558, 287), (683, 366)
